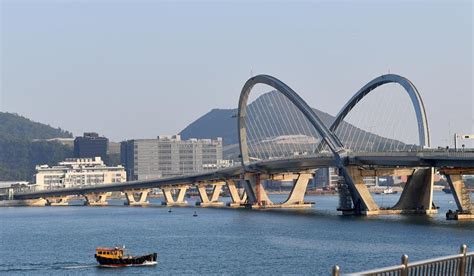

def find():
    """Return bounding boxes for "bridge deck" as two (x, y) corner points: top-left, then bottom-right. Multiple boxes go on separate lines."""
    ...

(10, 151), (474, 200)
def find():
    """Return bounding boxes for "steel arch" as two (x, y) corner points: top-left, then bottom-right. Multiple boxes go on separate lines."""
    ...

(238, 74), (345, 166)
(330, 74), (430, 147)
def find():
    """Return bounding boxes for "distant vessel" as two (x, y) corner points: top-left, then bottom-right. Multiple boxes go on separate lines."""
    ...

(383, 187), (397, 194)
(375, 187), (398, 195)
(95, 246), (157, 267)
(442, 187), (452, 194)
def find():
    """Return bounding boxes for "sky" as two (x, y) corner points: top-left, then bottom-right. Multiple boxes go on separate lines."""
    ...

(1, 0), (472, 147)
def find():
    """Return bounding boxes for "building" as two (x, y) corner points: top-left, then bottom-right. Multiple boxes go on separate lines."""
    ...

(74, 132), (109, 162)
(121, 135), (224, 180)
(34, 157), (126, 190)
(312, 168), (341, 188)
(0, 181), (30, 199)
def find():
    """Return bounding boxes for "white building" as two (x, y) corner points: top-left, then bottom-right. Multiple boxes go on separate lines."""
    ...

(34, 157), (126, 190)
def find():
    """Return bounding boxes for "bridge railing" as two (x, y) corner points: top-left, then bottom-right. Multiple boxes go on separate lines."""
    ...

(332, 244), (473, 276)
(347, 150), (474, 160)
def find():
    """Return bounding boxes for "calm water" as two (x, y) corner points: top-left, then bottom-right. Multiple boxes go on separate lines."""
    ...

(1, 192), (473, 275)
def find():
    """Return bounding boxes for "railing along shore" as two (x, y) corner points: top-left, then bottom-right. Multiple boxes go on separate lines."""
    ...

(333, 244), (473, 276)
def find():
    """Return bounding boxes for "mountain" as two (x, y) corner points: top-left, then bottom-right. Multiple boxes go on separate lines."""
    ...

(180, 91), (414, 159)
(0, 112), (74, 181)
(0, 112), (73, 140)
(180, 98), (336, 146)
(181, 108), (239, 145)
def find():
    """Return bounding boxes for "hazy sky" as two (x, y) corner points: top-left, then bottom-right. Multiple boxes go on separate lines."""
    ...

(1, 0), (472, 147)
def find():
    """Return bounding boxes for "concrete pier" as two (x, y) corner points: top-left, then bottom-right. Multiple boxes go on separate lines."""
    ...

(243, 173), (274, 208)
(346, 166), (380, 213)
(444, 170), (473, 220)
(391, 168), (437, 214)
(83, 192), (111, 206)
(196, 182), (225, 207)
(161, 186), (189, 206)
(342, 167), (438, 216)
(237, 172), (315, 209)
(45, 196), (70, 206)
(280, 173), (314, 208)
(226, 180), (247, 208)
(446, 212), (474, 220)
(124, 189), (150, 206)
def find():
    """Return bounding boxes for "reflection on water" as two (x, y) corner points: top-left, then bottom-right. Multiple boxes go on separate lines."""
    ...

(1, 192), (472, 275)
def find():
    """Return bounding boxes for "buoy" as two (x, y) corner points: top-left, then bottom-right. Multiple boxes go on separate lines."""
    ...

(168, 208), (172, 213)
(193, 211), (198, 217)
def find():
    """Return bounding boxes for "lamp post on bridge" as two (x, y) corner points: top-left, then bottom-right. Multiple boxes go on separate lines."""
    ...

(454, 133), (458, 150)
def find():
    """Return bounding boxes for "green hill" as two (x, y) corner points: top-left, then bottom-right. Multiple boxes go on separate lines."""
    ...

(0, 112), (74, 181)
(0, 112), (72, 140)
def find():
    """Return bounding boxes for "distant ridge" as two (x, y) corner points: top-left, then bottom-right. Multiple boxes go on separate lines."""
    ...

(0, 112), (73, 140)
(180, 92), (337, 146)
(180, 91), (410, 158)
(181, 108), (239, 145)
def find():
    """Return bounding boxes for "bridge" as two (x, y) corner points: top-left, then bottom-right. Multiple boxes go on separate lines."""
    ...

(3, 74), (474, 220)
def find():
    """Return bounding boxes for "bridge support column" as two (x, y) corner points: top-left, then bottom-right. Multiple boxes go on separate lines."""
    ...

(342, 166), (380, 215)
(124, 189), (151, 206)
(83, 192), (111, 206)
(195, 182), (225, 207)
(243, 173), (273, 209)
(161, 186), (189, 207)
(392, 168), (437, 215)
(281, 173), (314, 208)
(45, 196), (70, 206)
(445, 174), (473, 220)
(226, 180), (247, 208)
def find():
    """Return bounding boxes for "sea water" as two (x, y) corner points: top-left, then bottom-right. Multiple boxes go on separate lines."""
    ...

(0, 192), (473, 275)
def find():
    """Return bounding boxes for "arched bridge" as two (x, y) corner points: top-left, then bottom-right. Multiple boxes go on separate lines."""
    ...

(6, 74), (474, 220)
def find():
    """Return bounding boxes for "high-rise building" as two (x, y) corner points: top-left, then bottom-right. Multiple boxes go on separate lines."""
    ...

(120, 135), (224, 180)
(74, 132), (108, 162)
(34, 157), (126, 190)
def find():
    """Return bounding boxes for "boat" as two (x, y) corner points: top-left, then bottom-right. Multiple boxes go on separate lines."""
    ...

(382, 187), (397, 194)
(374, 187), (397, 195)
(442, 187), (452, 194)
(95, 246), (157, 267)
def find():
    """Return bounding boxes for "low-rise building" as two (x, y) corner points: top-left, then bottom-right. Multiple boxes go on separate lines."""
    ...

(0, 181), (31, 198)
(34, 157), (126, 190)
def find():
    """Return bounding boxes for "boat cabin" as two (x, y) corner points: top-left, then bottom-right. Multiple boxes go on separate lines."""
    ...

(95, 247), (125, 259)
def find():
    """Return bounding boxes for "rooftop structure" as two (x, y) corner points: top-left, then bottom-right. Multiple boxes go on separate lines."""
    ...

(74, 132), (109, 162)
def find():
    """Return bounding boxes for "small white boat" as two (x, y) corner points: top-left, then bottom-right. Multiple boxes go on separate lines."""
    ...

(382, 187), (397, 194)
